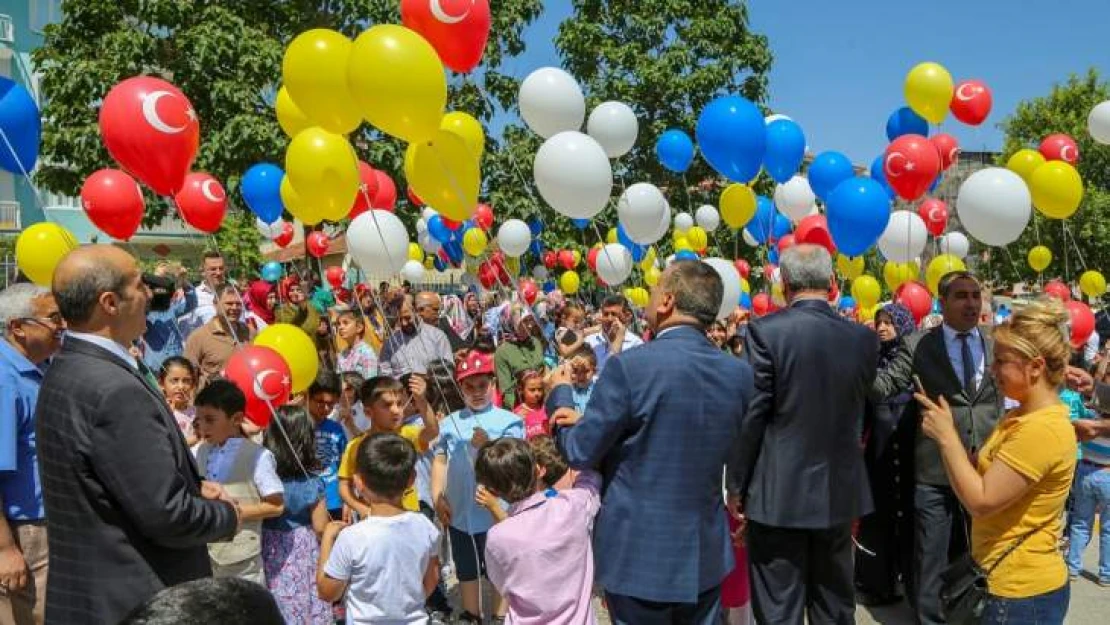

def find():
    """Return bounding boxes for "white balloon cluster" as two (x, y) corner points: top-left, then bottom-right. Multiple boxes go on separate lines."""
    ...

(773, 176), (816, 222)
(703, 258), (741, 321)
(534, 131), (613, 219)
(348, 210), (410, 277)
(674, 212), (694, 232)
(956, 168), (1031, 247)
(618, 183), (668, 244)
(695, 205), (720, 231)
(586, 101), (639, 158)
(256, 217), (287, 239)
(497, 219), (532, 257)
(937, 232), (970, 259)
(595, 243), (633, 286)
(1089, 100), (1110, 144)
(877, 210), (928, 264)
(519, 67), (585, 139)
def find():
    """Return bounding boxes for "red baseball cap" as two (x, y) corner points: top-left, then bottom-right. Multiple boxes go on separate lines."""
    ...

(456, 351), (494, 382)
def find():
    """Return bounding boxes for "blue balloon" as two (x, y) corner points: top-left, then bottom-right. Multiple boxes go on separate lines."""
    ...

(462, 219), (476, 233)
(529, 239), (545, 257)
(655, 129), (695, 173)
(808, 151), (855, 201)
(929, 173), (942, 193)
(838, 295), (857, 311)
(427, 215), (451, 243)
(542, 280), (557, 294)
(869, 155), (897, 200)
(885, 107), (929, 142)
(739, 292), (753, 310)
(616, 224), (646, 262)
(675, 250), (699, 261)
(826, 177), (893, 257)
(0, 77), (41, 176)
(748, 196), (777, 244)
(763, 119), (806, 183)
(443, 240), (464, 266)
(768, 248), (779, 265)
(241, 163), (285, 224)
(527, 217), (544, 236)
(571, 218), (590, 229)
(434, 256), (447, 272)
(260, 261), (283, 282)
(772, 213), (792, 240)
(696, 96), (766, 182)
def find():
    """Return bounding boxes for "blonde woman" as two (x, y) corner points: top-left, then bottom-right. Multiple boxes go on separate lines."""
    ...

(916, 299), (1077, 624)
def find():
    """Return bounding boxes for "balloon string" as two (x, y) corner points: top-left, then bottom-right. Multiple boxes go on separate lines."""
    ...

(1001, 246), (1023, 286)
(1063, 221), (1088, 271)
(0, 125), (61, 228)
(1062, 221), (1070, 283)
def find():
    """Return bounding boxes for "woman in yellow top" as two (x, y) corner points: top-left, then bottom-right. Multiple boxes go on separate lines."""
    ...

(916, 299), (1077, 624)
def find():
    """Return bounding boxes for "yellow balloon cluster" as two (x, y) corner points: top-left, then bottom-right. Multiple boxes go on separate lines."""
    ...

(639, 247), (657, 273)
(254, 323), (319, 393)
(836, 254), (865, 280)
(925, 254), (967, 295)
(644, 265), (661, 287)
(740, 278), (751, 293)
(859, 305), (880, 322)
(1027, 246), (1053, 273)
(851, 275), (882, 309)
(404, 129), (480, 221)
(607, 228), (618, 245)
(560, 270), (580, 294)
(15, 223), (79, 286)
(1007, 149), (1046, 182)
(463, 228), (488, 256)
(441, 112), (485, 159)
(686, 226), (708, 252)
(1080, 270), (1107, 299)
(407, 243), (424, 262)
(1029, 161), (1084, 219)
(282, 29), (362, 134)
(673, 232), (692, 252)
(624, 287), (650, 308)
(904, 62), (953, 124)
(284, 127), (359, 223)
(721, 183), (756, 229)
(275, 86), (312, 138)
(883, 261), (919, 292)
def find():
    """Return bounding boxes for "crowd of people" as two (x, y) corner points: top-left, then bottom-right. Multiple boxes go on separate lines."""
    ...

(1, 242), (1109, 625)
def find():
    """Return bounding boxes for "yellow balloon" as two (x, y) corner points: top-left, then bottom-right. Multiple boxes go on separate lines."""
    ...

(627, 287), (649, 308)
(572, 250), (582, 267)
(720, 183), (756, 229)
(859, 305), (879, 322)
(279, 176), (325, 225)
(462, 228), (488, 256)
(424, 255), (435, 270)
(441, 112), (485, 159)
(275, 86), (312, 138)
(771, 283), (786, 307)
(644, 265), (661, 287)
(606, 228), (618, 244)
(836, 254), (865, 280)
(348, 25), (447, 143)
(254, 323), (319, 394)
(281, 29), (362, 134)
(1080, 270), (1107, 299)
(1029, 161), (1084, 220)
(405, 129), (479, 221)
(639, 247), (657, 272)
(925, 254), (967, 295)
(505, 256), (520, 277)
(285, 127), (359, 222)
(559, 270), (580, 294)
(674, 235), (692, 252)
(904, 61), (953, 124)
(740, 277), (751, 293)
(851, 275), (882, 309)
(686, 226), (708, 251)
(1006, 149), (1045, 182)
(883, 261), (919, 292)
(1028, 245), (1053, 273)
(15, 222), (79, 286)
(407, 242), (424, 262)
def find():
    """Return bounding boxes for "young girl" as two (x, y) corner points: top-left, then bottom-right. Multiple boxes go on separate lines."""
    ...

(159, 356), (198, 447)
(261, 406), (332, 625)
(514, 369), (548, 439)
(335, 308), (379, 379)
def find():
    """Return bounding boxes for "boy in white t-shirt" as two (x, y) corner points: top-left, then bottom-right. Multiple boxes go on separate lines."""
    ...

(317, 432), (441, 624)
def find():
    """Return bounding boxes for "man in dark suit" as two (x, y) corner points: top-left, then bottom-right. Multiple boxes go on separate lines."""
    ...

(871, 271), (1001, 625)
(547, 260), (754, 624)
(35, 246), (239, 625)
(728, 244), (878, 625)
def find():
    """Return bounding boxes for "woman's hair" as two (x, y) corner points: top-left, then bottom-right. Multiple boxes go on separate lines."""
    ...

(158, 356), (197, 382)
(993, 298), (1072, 387)
(264, 406), (322, 480)
(475, 438), (536, 504)
(529, 435), (569, 488)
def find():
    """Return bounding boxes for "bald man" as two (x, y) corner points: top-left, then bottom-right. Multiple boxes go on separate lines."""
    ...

(415, 290), (465, 351)
(34, 246), (239, 625)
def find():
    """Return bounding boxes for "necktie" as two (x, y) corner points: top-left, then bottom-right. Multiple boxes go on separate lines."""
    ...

(136, 359), (161, 393)
(958, 332), (975, 393)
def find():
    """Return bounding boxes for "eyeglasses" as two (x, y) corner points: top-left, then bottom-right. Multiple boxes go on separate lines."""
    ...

(19, 313), (64, 329)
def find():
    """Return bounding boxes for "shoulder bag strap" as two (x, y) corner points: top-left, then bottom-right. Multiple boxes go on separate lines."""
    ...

(984, 516), (1057, 577)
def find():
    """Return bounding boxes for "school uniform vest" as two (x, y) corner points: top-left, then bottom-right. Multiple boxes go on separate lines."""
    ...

(196, 440), (262, 567)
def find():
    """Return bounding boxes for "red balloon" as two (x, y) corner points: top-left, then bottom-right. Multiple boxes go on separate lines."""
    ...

(371, 170), (397, 210)
(474, 203), (494, 230)
(174, 172), (226, 234)
(400, 0), (491, 73)
(478, 263), (497, 289)
(827, 281), (840, 304)
(587, 247), (601, 271)
(80, 168), (145, 240)
(752, 293), (772, 317)
(1039, 134), (1079, 165)
(407, 186), (425, 207)
(558, 250), (576, 271)
(734, 259), (751, 280)
(918, 198), (949, 237)
(273, 222), (295, 248)
(884, 134), (941, 201)
(350, 161), (380, 219)
(224, 346), (292, 428)
(794, 215), (835, 255)
(1044, 280), (1071, 302)
(519, 279), (538, 305)
(762, 264), (777, 282)
(306, 231), (329, 258)
(325, 266), (345, 289)
(98, 76), (199, 196)
(896, 281), (932, 323)
(542, 251), (558, 270)
(442, 217), (463, 231)
(776, 234), (796, 254)
(949, 80), (992, 126)
(1067, 300), (1095, 348)
(930, 133), (960, 171)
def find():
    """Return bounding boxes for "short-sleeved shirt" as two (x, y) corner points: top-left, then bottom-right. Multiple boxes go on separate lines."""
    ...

(337, 340), (379, 380)
(585, 331), (644, 373)
(314, 418), (349, 512)
(264, 475), (324, 531)
(338, 425), (426, 512)
(436, 405), (524, 534)
(972, 404), (1077, 598)
(191, 437), (284, 498)
(0, 339), (45, 521)
(323, 513), (440, 624)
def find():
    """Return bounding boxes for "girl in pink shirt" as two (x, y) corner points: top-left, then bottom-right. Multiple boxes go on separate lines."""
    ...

(513, 369), (548, 439)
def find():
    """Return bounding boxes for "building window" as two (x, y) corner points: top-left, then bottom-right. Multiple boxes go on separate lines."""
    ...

(30, 0), (63, 34)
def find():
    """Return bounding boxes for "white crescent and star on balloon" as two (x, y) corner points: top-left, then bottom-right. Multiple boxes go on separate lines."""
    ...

(429, 0), (473, 24)
(200, 179), (225, 202)
(885, 152), (908, 177)
(253, 370), (286, 402)
(1059, 145), (1077, 163)
(140, 91), (194, 135)
(954, 83), (978, 102)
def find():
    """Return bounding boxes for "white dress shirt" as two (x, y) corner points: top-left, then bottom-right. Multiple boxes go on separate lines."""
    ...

(586, 328), (645, 373)
(941, 324), (985, 390)
(65, 331), (137, 370)
(192, 437), (284, 498)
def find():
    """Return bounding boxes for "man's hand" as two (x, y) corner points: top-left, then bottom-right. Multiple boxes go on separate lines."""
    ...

(609, 319), (627, 350)
(1067, 366), (1095, 395)
(551, 407), (582, 428)
(546, 363), (572, 389)
(0, 545), (28, 592)
(201, 481), (226, 501)
(409, 374), (428, 408)
(1074, 419), (1107, 442)
(726, 494), (747, 547)
(471, 427), (490, 449)
(435, 495), (452, 526)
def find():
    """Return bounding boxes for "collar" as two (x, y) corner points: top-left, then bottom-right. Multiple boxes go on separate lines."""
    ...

(508, 487), (559, 516)
(942, 323), (981, 342)
(790, 297), (833, 310)
(65, 331), (137, 369)
(0, 338), (39, 375)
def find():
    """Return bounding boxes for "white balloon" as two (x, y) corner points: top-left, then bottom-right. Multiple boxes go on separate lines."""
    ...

(497, 219), (532, 258)
(532, 265), (549, 281)
(957, 168), (1031, 247)
(773, 176), (817, 222)
(415, 218), (427, 234)
(877, 211), (929, 264)
(938, 232), (970, 259)
(519, 67), (586, 139)
(644, 202), (672, 245)
(534, 131), (613, 219)
(704, 257), (741, 321)
(400, 259), (425, 283)
(742, 229), (759, 247)
(674, 212), (694, 232)
(618, 183), (668, 244)
(256, 217), (286, 239)
(695, 205), (721, 231)
(422, 207), (438, 221)
(1089, 100), (1110, 145)
(348, 210), (410, 277)
(586, 101), (639, 158)
(595, 243), (633, 286)
(418, 230), (441, 255)
(664, 254), (676, 266)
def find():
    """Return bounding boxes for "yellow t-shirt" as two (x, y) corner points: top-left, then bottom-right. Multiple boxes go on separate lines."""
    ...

(337, 424), (426, 512)
(972, 403), (1077, 598)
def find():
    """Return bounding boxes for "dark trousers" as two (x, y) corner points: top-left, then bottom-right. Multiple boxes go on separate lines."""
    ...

(747, 521), (855, 625)
(605, 584), (722, 625)
(914, 484), (969, 625)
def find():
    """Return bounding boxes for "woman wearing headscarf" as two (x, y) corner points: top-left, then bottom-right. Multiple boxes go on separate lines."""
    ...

(349, 284), (388, 352)
(442, 294), (475, 344)
(275, 276), (320, 337)
(856, 303), (918, 605)
(244, 280), (276, 333)
(493, 303), (546, 407)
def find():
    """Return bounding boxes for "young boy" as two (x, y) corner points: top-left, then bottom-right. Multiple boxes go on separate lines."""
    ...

(475, 438), (601, 625)
(192, 380), (285, 583)
(307, 371), (348, 519)
(568, 346), (597, 413)
(318, 433), (440, 624)
(431, 351), (524, 623)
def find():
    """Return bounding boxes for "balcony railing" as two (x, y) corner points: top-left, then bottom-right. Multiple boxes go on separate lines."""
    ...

(0, 15), (14, 45)
(0, 200), (19, 230)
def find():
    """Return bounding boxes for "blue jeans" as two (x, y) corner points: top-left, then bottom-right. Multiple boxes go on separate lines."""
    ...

(1066, 460), (1110, 581)
(982, 583), (1069, 625)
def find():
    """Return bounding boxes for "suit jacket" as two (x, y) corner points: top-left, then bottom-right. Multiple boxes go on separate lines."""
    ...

(729, 299), (878, 529)
(550, 325), (754, 603)
(872, 327), (1002, 486)
(35, 338), (237, 625)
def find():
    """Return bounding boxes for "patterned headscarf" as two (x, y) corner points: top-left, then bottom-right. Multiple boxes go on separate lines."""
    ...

(500, 301), (535, 343)
(879, 303), (916, 339)
(443, 294), (474, 340)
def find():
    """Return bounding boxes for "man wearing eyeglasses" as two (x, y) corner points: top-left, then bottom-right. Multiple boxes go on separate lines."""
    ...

(0, 284), (63, 625)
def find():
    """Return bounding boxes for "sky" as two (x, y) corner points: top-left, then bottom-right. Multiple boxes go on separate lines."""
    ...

(503, 0), (1109, 166)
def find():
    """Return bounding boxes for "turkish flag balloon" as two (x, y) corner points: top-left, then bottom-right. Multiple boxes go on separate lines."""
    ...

(174, 173), (227, 233)
(325, 266), (345, 288)
(918, 198), (949, 236)
(273, 222), (295, 248)
(99, 76), (199, 196)
(401, 0), (491, 73)
(794, 214), (835, 255)
(734, 259), (751, 280)
(371, 170), (397, 210)
(949, 80), (992, 126)
(306, 231), (329, 258)
(1039, 134), (1079, 165)
(896, 281), (932, 323)
(224, 346), (292, 428)
(542, 251), (558, 269)
(776, 234), (796, 254)
(81, 168), (145, 240)
(884, 134), (941, 201)
(474, 203), (494, 230)
(930, 133), (960, 170)
(350, 161), (380, 219)
(558, 250), (577, 271)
